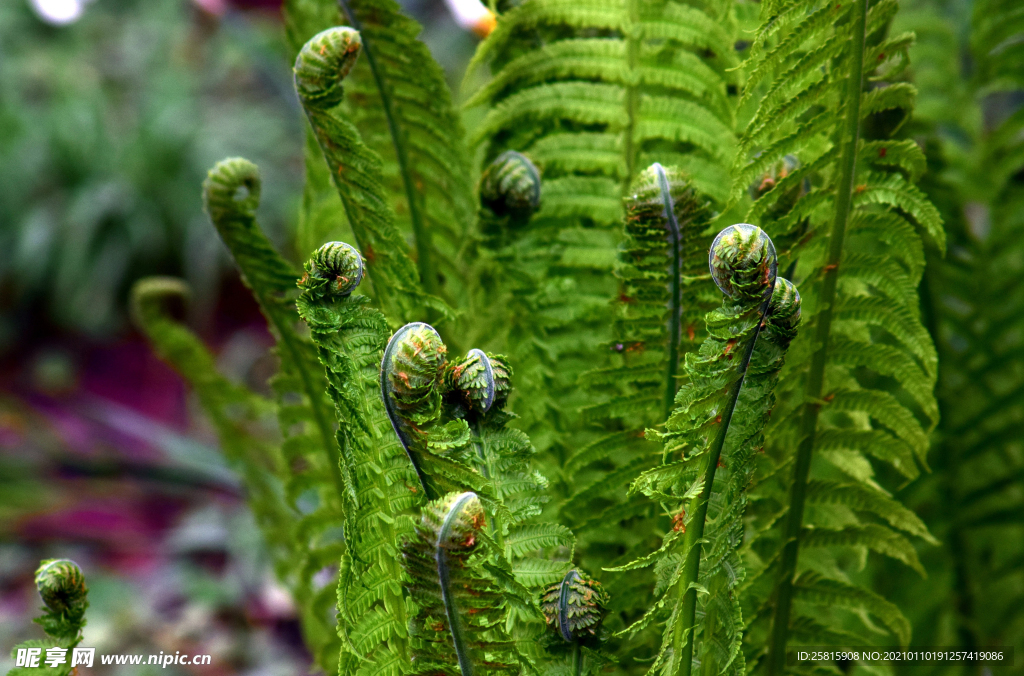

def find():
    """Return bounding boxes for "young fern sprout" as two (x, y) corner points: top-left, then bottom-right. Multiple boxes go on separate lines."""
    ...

(34, 559), (89, 643)
(403, 491), (523, 676)
(614, 224), (801, 676)
(541, 569), (610, 676)
(9, 559), (90, 676)
(480, 150), (542, 225)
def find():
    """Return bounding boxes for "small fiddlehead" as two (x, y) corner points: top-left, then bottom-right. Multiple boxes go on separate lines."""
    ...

(33, 559), (89, 644)
(403, 491), (522, 676)
(298, 240), (364, 300)
(542, 569), (610, 676)
(480, 151), (542, 223)
(9, 559), (91, 676)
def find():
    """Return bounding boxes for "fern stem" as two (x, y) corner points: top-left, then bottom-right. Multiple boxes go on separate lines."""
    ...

(437, 492), (479, 676)
(572, 642), (582, 676)
(336, 0), (436, 297)
(673, 321), (765, 676)
(654, 163), (684, 420)
(766, 1), (867, 671)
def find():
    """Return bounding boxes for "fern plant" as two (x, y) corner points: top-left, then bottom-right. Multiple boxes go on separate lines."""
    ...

(104, 0), (960, 673)
(9, 560), (89, 676)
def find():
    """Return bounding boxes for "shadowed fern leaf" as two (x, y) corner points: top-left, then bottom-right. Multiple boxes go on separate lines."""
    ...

(727, 0), (944, 671)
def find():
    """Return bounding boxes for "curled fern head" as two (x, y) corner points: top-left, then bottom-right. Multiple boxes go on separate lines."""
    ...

(294, 27), (362, 108)
(444, 349), (512, 413)
(35, 559), (87, 616)
(626, 162), (693, 219)
(427, 491), (486, 552)
(768, 277), (802, 338)
(298, 241), (364, 299)
(541, 569), (610, 643)
(709, 224), (777, 302)
(480, 150), (541, 220)
(202, 157), (261, 224)
(384, 323), (448, 426)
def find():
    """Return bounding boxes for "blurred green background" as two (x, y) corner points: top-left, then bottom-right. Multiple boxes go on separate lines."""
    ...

(0, 1), (477, 673)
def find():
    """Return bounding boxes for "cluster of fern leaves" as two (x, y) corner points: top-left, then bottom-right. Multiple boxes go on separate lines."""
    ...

(100, 0), (1024, 673)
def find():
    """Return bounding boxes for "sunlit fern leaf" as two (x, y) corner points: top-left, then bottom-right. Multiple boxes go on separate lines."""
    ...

(403, 491), (526, 676)
(293, 27), (449, 321)
(293, 241), (423, 676)
(201, 158), (350, 671)
(731, 0), (942, 669)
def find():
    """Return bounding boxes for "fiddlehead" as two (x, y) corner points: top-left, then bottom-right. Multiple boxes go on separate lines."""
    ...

(33, 560), (88, 644)
(541, 569), (610, 676)
(403, 491), (524, 676)
(480, 150), (543, 224)
(8, 560), (90, 676)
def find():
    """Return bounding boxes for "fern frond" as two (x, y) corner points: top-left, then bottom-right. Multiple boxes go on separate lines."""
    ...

(294, 241), (422, 675)
(732, 0), (943, 668)
(615, 225), (801, 676)
(293, 27), (447, 320)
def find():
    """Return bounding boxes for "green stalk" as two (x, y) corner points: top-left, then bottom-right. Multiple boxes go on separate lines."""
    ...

(766, 1), (867, 672)
(654, 164), (684, 420)
(572, 642), (582, 676)
(672, 321), (764, 676)
(336, 0), (436, 296)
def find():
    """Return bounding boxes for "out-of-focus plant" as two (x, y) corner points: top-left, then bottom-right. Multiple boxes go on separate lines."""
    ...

(871, 0), (1024, 668)
(0, 0), (301, 342)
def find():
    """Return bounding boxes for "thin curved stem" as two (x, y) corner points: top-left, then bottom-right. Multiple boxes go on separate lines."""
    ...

(766, 1), (867, 672)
